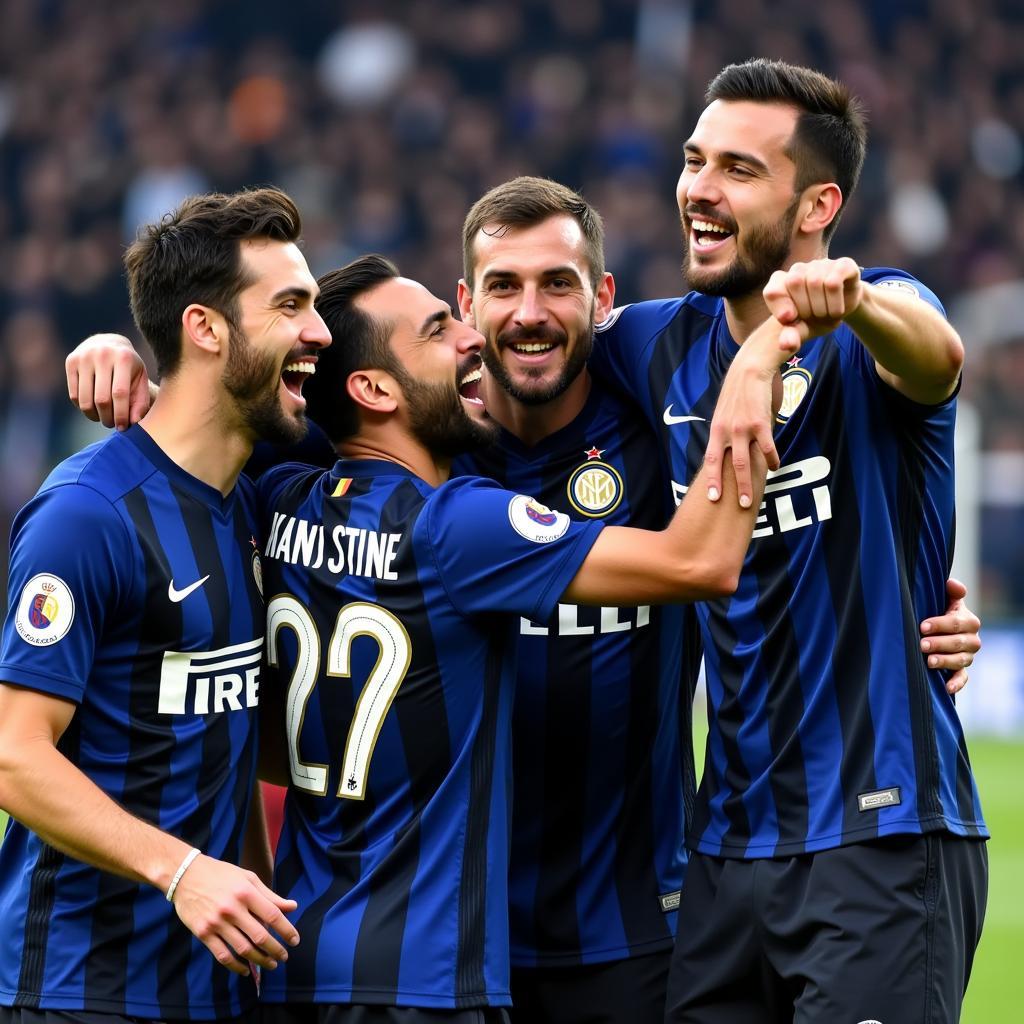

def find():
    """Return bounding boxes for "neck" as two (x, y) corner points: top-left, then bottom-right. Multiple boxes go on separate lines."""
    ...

(722, 291), (772, 345)
(480, 369), (591, 447)
(140, 376), (253, 495)
(335, 434), (452, 489)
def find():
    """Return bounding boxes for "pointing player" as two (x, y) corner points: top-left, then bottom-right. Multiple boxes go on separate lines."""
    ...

(0, 188), (329, 1023)
(593, 59), (987, 1022)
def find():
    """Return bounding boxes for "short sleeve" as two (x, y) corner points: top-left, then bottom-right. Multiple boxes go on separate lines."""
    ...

(424, 477), (604, 623)
(0, 484), (130, 703)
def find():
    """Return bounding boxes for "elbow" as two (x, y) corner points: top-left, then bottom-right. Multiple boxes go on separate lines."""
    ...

(681, 557), (741, 600)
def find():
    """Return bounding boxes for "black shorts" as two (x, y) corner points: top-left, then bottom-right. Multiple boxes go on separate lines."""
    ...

(665, 833), (988, 1024)
(509, 949), (670, 1024)
(0, 1009), (255, 1024)
(259, 1005), (509, 1024)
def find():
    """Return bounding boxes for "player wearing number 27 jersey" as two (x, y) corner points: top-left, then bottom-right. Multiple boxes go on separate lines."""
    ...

(256, 459), (603, 1009)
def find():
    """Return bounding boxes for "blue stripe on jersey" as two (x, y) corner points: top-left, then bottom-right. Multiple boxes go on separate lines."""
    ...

(257, 460), (602, 1008)
(0, 425), (263, 1018)
(455, 383), (691, 967)
(593, 269), (987, 859)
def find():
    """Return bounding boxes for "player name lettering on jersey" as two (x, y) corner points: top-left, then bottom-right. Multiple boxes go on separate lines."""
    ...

(672, 456), (833, 538)
(520, 602), (652, 636)
(157, 636), (263, 715)
(264, 511), (402, 580)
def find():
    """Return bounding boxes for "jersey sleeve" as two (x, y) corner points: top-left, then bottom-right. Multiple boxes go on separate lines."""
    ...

(845, 268), (960, 414)
(0, 484), (132, 703)
(424, 477), (604, 623)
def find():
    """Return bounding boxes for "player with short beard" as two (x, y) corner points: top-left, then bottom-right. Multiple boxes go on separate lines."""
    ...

(594, 58), (987, 1023)
(0, 188), (329, 1024)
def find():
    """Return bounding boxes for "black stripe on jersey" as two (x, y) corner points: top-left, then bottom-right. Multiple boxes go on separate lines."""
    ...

(14, 720), (79, 1006)
(455, 633), (506, 1006)
(892, 404), (943, 828)
(84, 485), (182, 1014)
(611, 417), (674, 952)
(350, 480), (457, 998)
(531, 597), (591, 959)
(808, 346), (879, 842)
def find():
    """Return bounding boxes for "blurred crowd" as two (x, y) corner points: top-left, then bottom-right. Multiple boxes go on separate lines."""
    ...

(1, 0), (1022, 613)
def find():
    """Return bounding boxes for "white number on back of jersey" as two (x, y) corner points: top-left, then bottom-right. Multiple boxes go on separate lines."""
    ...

(266, 596), (411, 800)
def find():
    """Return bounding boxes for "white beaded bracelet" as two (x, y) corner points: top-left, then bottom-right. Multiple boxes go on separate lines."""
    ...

(165, 847), (202, 903)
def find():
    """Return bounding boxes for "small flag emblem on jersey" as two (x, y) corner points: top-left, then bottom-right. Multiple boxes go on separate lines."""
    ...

(333, 477), (353, 497)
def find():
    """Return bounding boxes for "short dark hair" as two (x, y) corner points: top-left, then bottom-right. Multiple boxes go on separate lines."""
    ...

(462, 176), (605, 289)
(306, 254), (402, 442)
(706, 59), (867, 243)
(124, 187), (303, 378)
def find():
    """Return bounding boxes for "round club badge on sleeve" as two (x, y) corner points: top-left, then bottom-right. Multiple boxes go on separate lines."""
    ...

(15, 573), (75, 646)
(507, 495), (571, 543)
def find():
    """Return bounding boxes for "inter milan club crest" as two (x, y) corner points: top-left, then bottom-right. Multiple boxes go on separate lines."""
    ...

(566, 445), (624, 518)
(776, 355), (813, 424)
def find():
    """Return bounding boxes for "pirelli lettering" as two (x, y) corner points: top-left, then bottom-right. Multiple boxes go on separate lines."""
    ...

(157, 636), (264, 715)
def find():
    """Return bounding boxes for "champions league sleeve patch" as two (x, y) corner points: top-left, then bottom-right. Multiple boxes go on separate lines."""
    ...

(507, 495), (571, 543)
(15, 573), (76, 646)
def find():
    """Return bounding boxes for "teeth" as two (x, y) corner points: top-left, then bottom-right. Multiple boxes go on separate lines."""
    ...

(460, 368), (482, 386)
(512, 343), (554, 353)
(283, 361), (315, 374)
(691, 220), (730, 235)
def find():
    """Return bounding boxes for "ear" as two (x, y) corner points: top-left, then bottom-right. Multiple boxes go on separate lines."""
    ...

(182, 304), (229, 357)
(346, 369), (399, 416)
(593, 271), (616, 325)
(456, 279), (475, 327)
(798, 183), (843, 238)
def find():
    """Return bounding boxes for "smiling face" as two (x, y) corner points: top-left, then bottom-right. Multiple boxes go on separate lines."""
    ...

(459, 214), (613, 407)
(357, 276), (499, 456)
(677, 100), (807, 298)
(221, 238), (331, 444)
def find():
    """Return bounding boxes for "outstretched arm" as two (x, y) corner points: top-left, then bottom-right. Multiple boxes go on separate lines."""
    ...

(0, 683), (298, 974)
(763, 257), (963, 404)
(66, 333), (153, 429)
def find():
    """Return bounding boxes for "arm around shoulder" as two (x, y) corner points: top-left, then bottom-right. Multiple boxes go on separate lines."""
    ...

(563, 450), (765, 606)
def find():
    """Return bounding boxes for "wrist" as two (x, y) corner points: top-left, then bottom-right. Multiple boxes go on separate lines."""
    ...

(165, 848), (202, 903)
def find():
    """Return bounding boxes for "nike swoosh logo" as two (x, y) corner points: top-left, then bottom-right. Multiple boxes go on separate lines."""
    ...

(168, 575), (210, 603)
(663, 406), (705, 426)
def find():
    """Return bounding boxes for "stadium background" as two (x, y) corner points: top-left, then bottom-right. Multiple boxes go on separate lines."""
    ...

(0, 1), (1020, 1018)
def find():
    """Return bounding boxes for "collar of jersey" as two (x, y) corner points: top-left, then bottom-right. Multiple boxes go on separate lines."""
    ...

(329, 457), (421, 481)
(122, 423), (239, 513)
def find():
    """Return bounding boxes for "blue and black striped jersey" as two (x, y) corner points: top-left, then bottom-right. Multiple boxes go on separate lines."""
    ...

(456, 383), (702, 967)
(256, 459), (603, 1009)
(593, 268), (987, 859)
(0, 425), (264, 1019)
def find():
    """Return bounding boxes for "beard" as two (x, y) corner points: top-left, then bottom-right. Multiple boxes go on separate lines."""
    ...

(482, 322), (592, 407)
(681, 195), (800, 298)
(222, 323), (308, 445)
(393, 362), (498, 458)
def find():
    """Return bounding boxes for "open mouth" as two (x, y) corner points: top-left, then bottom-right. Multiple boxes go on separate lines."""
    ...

(459, 366), (484, 406)
(689, 217), (734, 252)
(281, 358), (316, 400)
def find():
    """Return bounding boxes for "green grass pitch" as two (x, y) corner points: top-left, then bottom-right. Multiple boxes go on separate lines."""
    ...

(0, 738), (1019, 1018)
